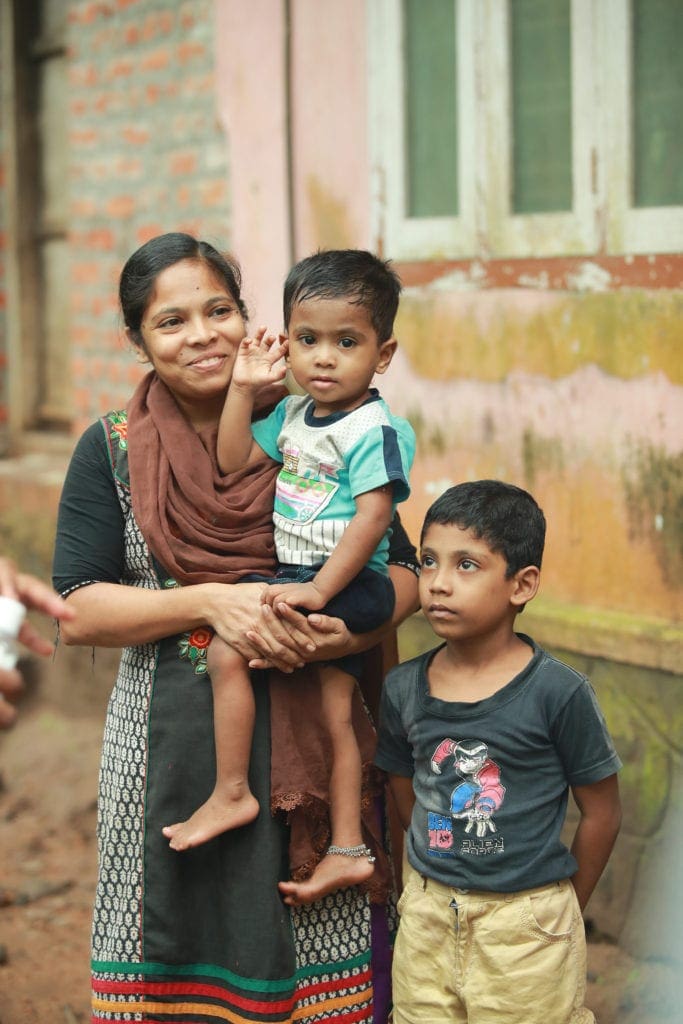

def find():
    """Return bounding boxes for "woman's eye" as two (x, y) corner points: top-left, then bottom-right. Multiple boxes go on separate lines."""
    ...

(158, 317), (182, 329)
(211, 305), (234, 318)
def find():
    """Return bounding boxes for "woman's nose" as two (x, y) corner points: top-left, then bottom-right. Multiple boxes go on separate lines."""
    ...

(187, 316), (217, 344)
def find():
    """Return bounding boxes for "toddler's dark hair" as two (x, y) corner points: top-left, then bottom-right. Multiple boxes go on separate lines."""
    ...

(421, 480), (546, 577)
(283, 249), (401, 342)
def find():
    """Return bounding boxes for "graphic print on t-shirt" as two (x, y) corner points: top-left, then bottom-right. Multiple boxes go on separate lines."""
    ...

(274, 447), (340, 524)
(427, 739), (506, 859)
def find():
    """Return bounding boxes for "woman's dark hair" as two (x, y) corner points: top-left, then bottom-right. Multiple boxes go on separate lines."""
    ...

(421, 480), (546, 576)
(119, 232), (247, 347)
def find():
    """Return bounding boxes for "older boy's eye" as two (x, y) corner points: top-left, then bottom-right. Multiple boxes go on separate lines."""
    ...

(459, 559), (477, 571)
(420, 554), (436, 569)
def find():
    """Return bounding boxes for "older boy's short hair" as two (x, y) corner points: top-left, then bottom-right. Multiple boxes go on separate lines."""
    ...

(283, 249), (401, 342)
(421, 480), (546, 577)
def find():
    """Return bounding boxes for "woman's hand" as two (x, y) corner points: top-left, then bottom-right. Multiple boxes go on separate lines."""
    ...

(209, 583), (310, 673)
(246, 603), (352, 670)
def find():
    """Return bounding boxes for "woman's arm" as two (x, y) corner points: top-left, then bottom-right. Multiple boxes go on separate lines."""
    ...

(60, 579), (310, 672)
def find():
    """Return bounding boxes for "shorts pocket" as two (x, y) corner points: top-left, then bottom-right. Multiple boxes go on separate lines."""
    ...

(523, 884), (576, 941)
(396, 862), (425, 916)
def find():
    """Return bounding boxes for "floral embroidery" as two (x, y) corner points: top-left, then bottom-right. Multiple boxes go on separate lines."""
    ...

(109, 412), (129, 451)
(178, 627), (213, 675)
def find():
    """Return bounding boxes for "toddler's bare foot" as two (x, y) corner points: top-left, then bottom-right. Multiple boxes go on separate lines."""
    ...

(278, 844), (375, 906)
(163, 791), (259, 851)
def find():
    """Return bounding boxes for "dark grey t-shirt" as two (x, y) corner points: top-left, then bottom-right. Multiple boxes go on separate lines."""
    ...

(375, 635), (621, 892)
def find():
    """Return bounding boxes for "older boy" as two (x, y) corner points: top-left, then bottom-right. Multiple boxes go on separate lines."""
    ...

(375, 480), (621, 1023)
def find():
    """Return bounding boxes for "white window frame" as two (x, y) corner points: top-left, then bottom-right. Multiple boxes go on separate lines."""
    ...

(368, 0), (683, 260)
(602, 0), (683, 254)
(368, 0), (478, 260)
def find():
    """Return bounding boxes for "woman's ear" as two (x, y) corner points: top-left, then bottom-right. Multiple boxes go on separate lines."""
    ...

(510, 565), (541, 610)
(125, 327), (150, 363)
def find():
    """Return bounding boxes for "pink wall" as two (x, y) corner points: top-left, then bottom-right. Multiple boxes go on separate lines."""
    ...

(289, 0), (371, 256)
(214, 0), (291, 330)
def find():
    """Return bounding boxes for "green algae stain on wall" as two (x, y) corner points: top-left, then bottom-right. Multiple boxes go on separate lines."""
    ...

(397, 289), (683, 383)
(522, 429), (565, 488)
(622, 446), (683, 588)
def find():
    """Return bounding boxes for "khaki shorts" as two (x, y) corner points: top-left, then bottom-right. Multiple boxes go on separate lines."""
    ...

(392, 861), (594, 1024)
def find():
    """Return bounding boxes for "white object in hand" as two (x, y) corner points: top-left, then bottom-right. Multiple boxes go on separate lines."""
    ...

(0, 595), (26, 670)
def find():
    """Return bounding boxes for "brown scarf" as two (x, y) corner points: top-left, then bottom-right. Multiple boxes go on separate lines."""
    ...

(126, 371), (282, 584)
(126, 370), (392, 902)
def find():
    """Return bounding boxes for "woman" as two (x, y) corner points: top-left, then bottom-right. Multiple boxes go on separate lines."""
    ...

(52, 233), (419, 1023)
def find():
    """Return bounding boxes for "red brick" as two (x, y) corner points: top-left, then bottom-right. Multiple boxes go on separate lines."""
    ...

(170, 152), (197, 176)
(70, 129), (99, 147)
(109, 58), (134, 78)
(177, 41), (205, 64)
(136, 224), (164, 245)
(86, 228), (116, 251)
(72, 263), (101, 286)
(201, 180), (227, 207)
(141, 49), (170, 72)
(105, 195), (136, 219)
(122, 126), (150, 146)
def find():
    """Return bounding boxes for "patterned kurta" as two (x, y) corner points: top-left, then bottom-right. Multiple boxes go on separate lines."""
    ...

(53, 412), (410, 1023)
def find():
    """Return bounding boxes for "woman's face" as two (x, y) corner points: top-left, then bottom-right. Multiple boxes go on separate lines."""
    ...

(136, 258), (246, 425)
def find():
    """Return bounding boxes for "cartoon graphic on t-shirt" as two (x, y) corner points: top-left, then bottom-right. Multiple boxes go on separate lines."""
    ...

(431, 739), (506, 838)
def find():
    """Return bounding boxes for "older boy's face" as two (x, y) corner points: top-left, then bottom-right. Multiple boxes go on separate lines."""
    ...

(419, 523), (520, 643)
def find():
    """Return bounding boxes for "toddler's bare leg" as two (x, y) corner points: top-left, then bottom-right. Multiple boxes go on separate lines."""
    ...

(162, 635), (259, 850)
(279, 665), (374, 904)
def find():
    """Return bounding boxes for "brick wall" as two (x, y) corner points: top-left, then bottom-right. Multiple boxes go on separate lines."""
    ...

(66, 0), (231, 434)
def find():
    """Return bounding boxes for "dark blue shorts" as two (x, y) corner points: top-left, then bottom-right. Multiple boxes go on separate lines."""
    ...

(246, 564), (395, 680)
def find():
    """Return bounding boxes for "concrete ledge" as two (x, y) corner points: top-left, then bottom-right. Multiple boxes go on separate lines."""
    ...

(523, 598), (681, 674)
(400, 599), (681, 676)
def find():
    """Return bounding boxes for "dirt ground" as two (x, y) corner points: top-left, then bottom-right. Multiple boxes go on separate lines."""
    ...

(0, 702), (680, 1024)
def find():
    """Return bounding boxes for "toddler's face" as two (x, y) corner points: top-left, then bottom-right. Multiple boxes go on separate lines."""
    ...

(285, 296), (396, 416)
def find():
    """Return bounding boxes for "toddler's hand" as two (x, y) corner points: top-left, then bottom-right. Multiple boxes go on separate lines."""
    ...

(261, 580), (327, 613)
(232, 328), (287, 391)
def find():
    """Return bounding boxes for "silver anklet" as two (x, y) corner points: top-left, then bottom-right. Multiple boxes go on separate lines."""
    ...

(326, 843), (376, 863)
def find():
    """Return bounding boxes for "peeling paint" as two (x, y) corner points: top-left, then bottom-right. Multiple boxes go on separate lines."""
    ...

(396, 289), (682, 383)
(564, 261), (614, 292)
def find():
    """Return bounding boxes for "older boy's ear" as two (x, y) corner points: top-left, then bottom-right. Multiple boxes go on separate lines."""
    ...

(375, 337), (398, 374)
(510, 565), (540, 609)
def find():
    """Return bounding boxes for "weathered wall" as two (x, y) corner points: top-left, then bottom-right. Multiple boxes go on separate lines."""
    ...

(380, 283), (682, 628)
(65, 0), (233, 436)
